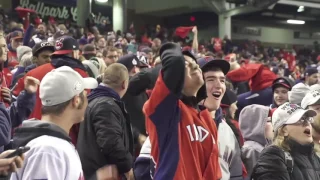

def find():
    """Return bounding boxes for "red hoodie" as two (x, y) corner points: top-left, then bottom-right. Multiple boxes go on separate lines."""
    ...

(227, 64), (277, 91)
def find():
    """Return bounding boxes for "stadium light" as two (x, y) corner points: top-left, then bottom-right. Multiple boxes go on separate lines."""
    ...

(96, 0), (108, 2)
(297, 6), (304, 12)
(287, 19), (305, 25)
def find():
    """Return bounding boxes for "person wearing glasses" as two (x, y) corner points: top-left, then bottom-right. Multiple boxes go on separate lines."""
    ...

(251, 102), (320, 180)
(102, 47), (119, 66)
(301, 88), (320, 156)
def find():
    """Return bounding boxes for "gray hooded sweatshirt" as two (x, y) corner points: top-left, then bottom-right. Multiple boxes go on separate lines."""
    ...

(239, 104), (270, 180)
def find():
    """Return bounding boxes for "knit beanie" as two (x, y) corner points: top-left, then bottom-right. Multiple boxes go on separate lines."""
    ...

(82, 60), (99, 78)
(288, 83), (310, 105)
(17, 46), (32, 62)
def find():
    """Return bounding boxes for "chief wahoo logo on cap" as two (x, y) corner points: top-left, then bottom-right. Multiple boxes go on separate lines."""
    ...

(55, 38), (64, 50)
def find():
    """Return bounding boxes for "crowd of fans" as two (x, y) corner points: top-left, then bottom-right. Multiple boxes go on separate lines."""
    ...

(0, 6), (320, 180)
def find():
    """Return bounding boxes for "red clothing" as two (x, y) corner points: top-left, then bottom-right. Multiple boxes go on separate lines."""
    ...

(175, 26), (194, 39)
(227, 64), (277, 91)
(7, 51), (19, 69)
(144, 74), (221, 180)
(0, 68), (10, 107)
(2, 68), (12, 90)
(283, 52), (296, 72)
(14, 63), (88, 145)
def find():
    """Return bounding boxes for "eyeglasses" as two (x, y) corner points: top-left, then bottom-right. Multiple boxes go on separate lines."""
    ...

(107, 55), (118, 59)
(295, 116), (314, 126)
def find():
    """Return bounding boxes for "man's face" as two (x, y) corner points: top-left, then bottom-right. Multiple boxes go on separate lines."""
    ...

(147, 52), (153, 62)
(74, 91), (88, 122)
(98, 38), (106, 48)
(11, 38), (23, 50)
(105, 50), (119, 66)
(37, 24), (46, 35)
(0, 37), (8, 63)
(307, 73), (319, 86)
(203, 70), (226, 112)
(35, 50), (53, 66)
(183, 56), (203, 96)
(117, 49), (123, 57)
(108, 39), (115, 46)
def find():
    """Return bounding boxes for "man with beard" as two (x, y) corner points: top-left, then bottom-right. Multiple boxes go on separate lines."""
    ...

(7, 31), (23, 68)
(303, 67), (319, 86)
(29, 24), (48, 48)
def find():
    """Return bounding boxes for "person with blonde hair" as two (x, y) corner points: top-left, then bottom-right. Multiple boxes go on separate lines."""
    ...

(77, 63), (134, 180)
(301, 88), (320, 155)
(251, 102), (320, 180)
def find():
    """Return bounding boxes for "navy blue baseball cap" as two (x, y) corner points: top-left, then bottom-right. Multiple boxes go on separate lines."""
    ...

(197, 56), (230, 75)
(52, 36), (79, 55)
(117, 54), (141, 71)
(304, 67), (318, 77)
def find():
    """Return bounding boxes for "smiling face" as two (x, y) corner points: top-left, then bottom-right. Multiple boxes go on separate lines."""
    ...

(203, 68), (226, 112)
(273, 86), (289, 106)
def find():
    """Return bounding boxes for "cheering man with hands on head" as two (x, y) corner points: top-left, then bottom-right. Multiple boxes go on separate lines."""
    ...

(144, 43), (221, 179)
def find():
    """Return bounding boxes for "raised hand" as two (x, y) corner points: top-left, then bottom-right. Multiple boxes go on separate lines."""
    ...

(24, 76), (40, 94)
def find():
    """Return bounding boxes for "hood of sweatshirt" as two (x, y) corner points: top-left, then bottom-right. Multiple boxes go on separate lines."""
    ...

(51, 55), (86, 72)
(239, 104), (269, 146)
(87, 85), (121, 103)
(12, 120), (71, 148)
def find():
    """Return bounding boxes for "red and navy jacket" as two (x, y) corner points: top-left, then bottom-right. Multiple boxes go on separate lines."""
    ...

(144, 43), (221, 180)
(13, 55), (88, 145)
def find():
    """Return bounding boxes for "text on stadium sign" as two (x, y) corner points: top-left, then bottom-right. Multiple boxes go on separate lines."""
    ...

(20, 0), (111, 25)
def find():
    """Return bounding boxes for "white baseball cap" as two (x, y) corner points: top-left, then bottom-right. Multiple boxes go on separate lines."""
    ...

(272, 102), (316, 134)
(40, 66), (98, 106)
(301, 89), (320, 109)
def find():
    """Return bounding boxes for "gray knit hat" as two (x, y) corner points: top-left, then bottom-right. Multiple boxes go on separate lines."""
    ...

(17, 46), (32, 63)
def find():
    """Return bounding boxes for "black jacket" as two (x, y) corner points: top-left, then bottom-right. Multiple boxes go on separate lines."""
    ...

(252, 139), (320, 180)
(77, 85), (134, 179)
(122, 90), (148, 136)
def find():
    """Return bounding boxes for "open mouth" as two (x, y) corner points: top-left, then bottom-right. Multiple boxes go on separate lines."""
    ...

(304, 128), (311, 135)
(212, 92), (221, 98)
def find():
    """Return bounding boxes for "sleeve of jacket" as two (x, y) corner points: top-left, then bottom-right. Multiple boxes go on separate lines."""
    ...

(160, 43), (185, 96)
(9, 90), (35, 128)
(23, 25), (34, 46)
(0, 103), (10, 147)
(92, 101), (132, 174)
(241, 146), (260, 177)
(227, 64), (261, 82)
(12, 73), (25, 97)
(127, 64), (161, 96)
(251, 146), (290, 180)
